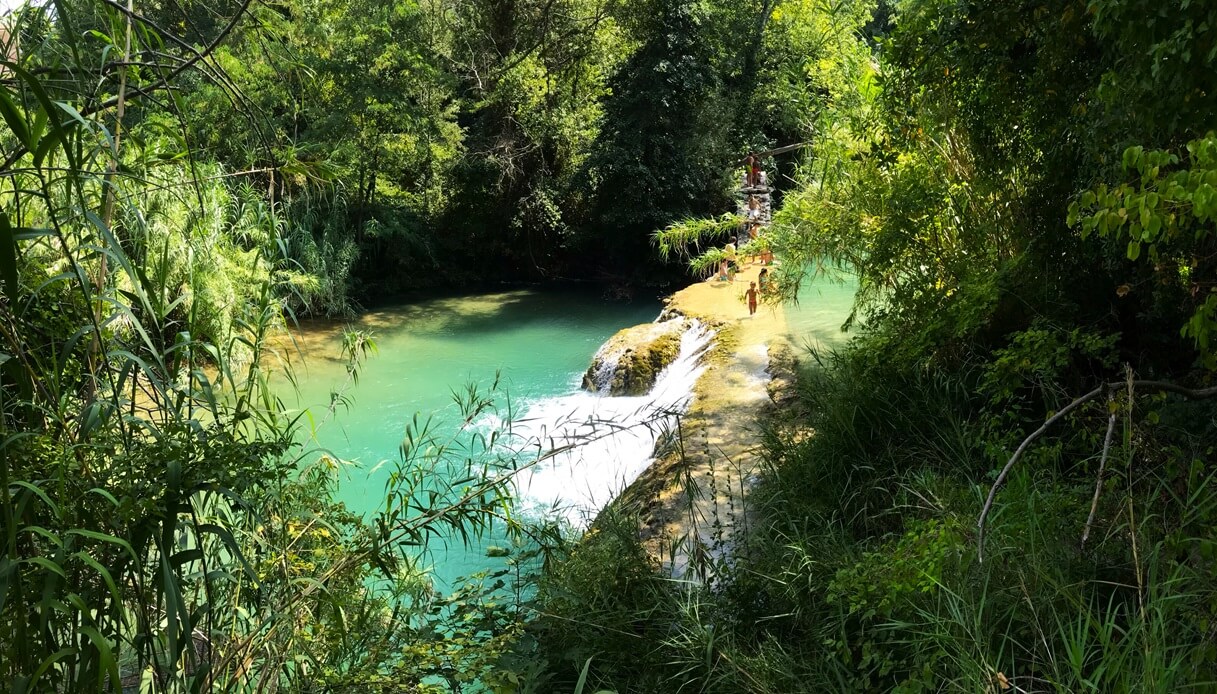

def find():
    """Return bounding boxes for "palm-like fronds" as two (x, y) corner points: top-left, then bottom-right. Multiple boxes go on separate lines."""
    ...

(654, 212), (743, 261)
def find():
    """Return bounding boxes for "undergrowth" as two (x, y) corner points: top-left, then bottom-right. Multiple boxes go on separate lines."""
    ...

(529, 339), (1217, 692)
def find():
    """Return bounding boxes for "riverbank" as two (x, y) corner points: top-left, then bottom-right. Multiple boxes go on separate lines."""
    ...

(262, 276), (807, 584)
(613, 262), (797, 577)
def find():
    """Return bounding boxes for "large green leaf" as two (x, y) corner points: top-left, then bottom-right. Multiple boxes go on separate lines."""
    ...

(0, 86), (29, 147)
(0, 213), (19, 305)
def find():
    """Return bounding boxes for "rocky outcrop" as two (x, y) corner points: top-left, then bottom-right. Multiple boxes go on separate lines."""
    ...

(582, 318), (690, 395)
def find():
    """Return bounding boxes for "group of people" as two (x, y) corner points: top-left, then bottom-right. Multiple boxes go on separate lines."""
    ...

(718, 153), (777, 316)
(743, 153), (766, 188)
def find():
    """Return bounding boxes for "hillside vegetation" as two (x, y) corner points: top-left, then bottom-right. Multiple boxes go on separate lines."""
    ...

(537, 0), (1217, 691)
(1, 0), (1216, 691)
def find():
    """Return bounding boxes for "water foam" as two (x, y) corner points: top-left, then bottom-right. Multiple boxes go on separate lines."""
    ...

(506, 319), (714, 527)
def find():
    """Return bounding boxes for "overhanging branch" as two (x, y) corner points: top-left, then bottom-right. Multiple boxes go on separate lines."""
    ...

(977, 379), (1217, 561)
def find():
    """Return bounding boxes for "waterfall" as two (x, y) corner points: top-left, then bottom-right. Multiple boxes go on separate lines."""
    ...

(505, 319), (714, 527)
(589, 350), (622, 392)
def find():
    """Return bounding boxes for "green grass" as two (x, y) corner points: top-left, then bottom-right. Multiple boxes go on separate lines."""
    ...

(528, 338), (1217, 692)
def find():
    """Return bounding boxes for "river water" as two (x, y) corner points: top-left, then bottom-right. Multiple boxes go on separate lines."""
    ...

(274, 275), (856, 590)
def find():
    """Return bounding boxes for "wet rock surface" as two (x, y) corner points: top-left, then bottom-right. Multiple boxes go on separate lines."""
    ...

(582, 318), (690, 395)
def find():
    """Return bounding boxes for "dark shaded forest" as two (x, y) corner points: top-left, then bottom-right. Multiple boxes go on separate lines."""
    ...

(124, 0), (820, 308)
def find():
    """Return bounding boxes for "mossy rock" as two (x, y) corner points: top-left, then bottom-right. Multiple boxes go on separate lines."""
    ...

(583, 319), (688, 395)
(608, 330), (683, 395)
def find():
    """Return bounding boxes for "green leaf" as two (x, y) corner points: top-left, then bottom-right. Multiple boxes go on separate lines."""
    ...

(574, 656), (595, 694)
(1122, 145), (1144, 170)
(85, 487), (121, 507)
(33, 125), (66, 168)
(1127, 241), (1141, 261)
(24, 556), (67, 579)
(79, 625), (120, 689)
(65, 529), (138, 561)
(28, 648), (77, 692)
(54, 101), (89, 129)
(13, 227), (52, 242)
(170, 549), (203, 568)
(0, 86), (30, 146)
(0, 212), (19, 304)
(29, 107), (46, 147)
(1144, 214), (1162, 240)
(4, 61), (60, 130)
(197, 523), (259, 584)
(12, 481), (59, 515)
(71, 551), (126, 618)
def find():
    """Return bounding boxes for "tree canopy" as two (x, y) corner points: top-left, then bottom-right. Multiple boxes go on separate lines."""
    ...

(3, 0), (1217, 690)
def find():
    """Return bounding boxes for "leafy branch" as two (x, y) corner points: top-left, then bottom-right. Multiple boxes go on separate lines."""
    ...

(653, 212), (742, 262)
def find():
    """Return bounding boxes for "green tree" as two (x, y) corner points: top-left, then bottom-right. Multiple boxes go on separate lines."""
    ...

(580, 0), (735, 278)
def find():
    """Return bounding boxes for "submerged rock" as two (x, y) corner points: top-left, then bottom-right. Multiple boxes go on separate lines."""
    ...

(583, 318), (689, 395)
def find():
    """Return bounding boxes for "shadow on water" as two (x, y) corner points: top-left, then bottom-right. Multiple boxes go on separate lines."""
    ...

(357, 290), (538, 335)
(280, 287), (651, 365)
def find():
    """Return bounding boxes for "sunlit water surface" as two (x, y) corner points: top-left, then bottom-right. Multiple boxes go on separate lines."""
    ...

(274, 275), (856, 590)
(276, 289), (661, 588)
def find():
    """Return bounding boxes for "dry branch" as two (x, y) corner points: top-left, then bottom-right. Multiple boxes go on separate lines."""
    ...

(1082, 405), (1118, 548)
(977, 379), (1217, 561)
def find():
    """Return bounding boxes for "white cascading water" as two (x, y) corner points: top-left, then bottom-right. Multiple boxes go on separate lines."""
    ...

(588, 341), (625, 392)
(502, 318), (714, 527)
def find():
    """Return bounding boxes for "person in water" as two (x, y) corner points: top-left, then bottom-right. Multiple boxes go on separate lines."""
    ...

(758, 268), (770, 294)
(719, 242), (736, 281)
(746, 281), (758, 316)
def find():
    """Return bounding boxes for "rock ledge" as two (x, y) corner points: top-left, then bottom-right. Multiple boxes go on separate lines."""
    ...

(582, 318), (689, 396)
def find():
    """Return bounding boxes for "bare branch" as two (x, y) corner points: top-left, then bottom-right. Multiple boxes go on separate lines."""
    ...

(1082, 402), (1117, 548)
(977, 379), (1217, 561)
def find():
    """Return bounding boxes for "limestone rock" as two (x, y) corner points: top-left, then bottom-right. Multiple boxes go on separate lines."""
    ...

(583, 318), (689, 395)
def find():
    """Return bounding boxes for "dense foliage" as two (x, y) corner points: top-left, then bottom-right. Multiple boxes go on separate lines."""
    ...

(0, 2), (562, 690)
(4, 0), (1217, 690)
(141, 0), (821, 305)
(533, 0), (1217, 691)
